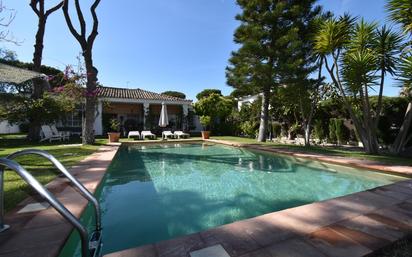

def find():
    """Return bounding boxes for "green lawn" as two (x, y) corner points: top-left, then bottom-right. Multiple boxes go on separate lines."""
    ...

(0, 134), (107, 211)
(211, 136), (412, 166)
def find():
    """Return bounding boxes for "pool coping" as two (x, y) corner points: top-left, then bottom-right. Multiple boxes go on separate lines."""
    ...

(205, 139), (412, 178)
(1, 139), (411, 257)
(104, 140), (412, 257)
(0, 144), (120, 257)
(104, 180), (412, 257)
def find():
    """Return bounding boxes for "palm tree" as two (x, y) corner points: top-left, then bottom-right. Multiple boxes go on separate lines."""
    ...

(386, 0), (412, 154)
(386, 0), (412, 35)
(314, 15), (403, 154)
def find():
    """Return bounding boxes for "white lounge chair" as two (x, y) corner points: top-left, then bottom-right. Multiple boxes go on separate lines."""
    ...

(128, 131), (140, 139)
(51, 125), (70, 141)
(40, 125), (62, 142)
(162, 131), (175, 140)
(174, 131), (190, 139)
(141, 131), (156, 140)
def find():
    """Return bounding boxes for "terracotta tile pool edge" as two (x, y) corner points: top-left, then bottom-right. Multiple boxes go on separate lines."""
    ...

(105, 179), (412, 257)
(205, 139), (412, 178)
(0, 145), (120, 257)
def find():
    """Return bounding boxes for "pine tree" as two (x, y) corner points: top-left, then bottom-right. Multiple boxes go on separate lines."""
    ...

(226, 0), (321, 142)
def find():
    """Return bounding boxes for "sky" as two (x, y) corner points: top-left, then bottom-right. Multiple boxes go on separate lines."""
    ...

(1, 0), (402, 101)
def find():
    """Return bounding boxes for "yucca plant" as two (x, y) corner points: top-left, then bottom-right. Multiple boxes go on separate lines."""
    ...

(386, 0), (412, 154)
(386, 0), (412, 35)
(314, 14), (403, 154)
(391, 53), (412, 153)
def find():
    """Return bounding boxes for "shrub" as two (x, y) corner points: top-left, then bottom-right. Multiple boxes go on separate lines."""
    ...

(328, 118), (337, 143)
(109, 119), (120, 132)
(240, 121), (257, 138)
(313, 120), (325, 140)
(199, 116), (211, 130)
(335, 118), (345, 145)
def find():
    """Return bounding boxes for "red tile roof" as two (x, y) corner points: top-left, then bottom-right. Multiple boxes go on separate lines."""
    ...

(97, 86), (191, 102)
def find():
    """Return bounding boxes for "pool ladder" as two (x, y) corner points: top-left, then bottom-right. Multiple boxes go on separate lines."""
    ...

(0, 149), (102, 257)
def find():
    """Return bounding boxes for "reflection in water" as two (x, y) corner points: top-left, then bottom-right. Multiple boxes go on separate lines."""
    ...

(59, 143), (405, 257)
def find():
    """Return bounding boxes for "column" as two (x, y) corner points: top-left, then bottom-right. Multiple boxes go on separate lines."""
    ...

(143, 102), (150, 130)
(93, 100), (103, 135)
(182, 104), (189, 131)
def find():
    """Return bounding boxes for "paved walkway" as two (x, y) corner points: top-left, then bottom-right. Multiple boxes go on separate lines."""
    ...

(0, 145), (119, 257)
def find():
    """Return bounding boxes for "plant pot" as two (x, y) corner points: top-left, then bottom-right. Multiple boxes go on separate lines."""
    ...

(108, 132), (121, 143)
(201, 131), (210, 139)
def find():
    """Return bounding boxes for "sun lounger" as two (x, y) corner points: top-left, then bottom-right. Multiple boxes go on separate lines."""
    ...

(51, 125), (70, 141)
(128, 131), (140, 139)
(174, 131), (190, 139)
(40, 125), (62, 142)
(141, 130), (156, 140)
(162, 131), (175, 140)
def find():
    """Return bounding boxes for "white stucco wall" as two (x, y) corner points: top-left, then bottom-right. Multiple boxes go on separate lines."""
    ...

(0, 121), (20, 134)
(237, 94), (260, 110)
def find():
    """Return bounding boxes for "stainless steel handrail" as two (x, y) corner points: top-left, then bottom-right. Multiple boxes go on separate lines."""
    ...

(0, 158), (90, 257)
(6, 149), (101, 232)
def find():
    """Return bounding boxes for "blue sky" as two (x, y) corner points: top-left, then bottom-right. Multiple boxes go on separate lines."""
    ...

(2, 0), (401, 100)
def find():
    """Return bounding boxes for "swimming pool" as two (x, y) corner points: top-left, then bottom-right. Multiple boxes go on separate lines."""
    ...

(59, 142), (405, 256)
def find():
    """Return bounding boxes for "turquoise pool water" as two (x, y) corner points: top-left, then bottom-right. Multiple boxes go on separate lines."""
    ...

(59, 143), (405, 256)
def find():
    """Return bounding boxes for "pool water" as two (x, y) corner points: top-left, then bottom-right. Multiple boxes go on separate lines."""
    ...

(59, 143), (405, 256)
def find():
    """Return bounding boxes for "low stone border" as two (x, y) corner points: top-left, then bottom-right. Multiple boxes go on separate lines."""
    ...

(0, 145), (119, 257)
(205, 139), (412, 177)
(104, 139), (412, 257)
(105, 180), (412, 257)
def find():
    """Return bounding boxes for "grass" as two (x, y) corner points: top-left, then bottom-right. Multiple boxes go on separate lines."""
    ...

(211, 136), (412, 166)
(0, 134), (107, 212)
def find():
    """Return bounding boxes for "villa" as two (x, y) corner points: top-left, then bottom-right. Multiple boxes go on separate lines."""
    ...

(1, 0), (412, 256)
(77, 86), (198, 136)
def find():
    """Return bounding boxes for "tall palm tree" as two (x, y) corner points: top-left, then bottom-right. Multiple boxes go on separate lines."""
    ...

(387, 0), (412, 154)
(386, 0), (412, 35)
(314, 15), (403, 154)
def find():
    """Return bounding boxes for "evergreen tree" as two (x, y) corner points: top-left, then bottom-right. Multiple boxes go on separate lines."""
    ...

(227, 0), (321, 142)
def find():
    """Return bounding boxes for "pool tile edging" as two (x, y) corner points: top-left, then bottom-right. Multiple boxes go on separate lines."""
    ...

(205, 139), (412, 178)
(104, 140), (412, 257)
(105, 180), (412, 257)
(0, 145), (119, 257)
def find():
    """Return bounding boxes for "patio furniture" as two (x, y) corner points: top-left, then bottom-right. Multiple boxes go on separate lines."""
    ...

(128, 131), (140, 140)
(40, 125), (62, 142)
(51, 125), (70, 141)
(174, 131), (190, 139)
(141, 131), (156, 140)
(162, 131), (175, 140)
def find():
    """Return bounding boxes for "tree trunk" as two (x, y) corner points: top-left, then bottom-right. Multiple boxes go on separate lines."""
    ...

(304, 125), (310, 146)
(257, 87), (270, 142)
(82, 50), (98, 145)
(390, 101), (412, 154)
(27, 17), (47, 142)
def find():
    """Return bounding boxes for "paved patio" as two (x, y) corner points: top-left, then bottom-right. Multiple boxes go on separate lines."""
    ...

(0, 145), (119, 257)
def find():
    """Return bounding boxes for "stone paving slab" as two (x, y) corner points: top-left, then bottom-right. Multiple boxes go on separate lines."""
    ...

(0, 145), (119, 257)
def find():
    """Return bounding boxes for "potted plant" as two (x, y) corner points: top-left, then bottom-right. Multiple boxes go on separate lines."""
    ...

(108, 118), (121, 143)
(200, 115), (211, 139)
